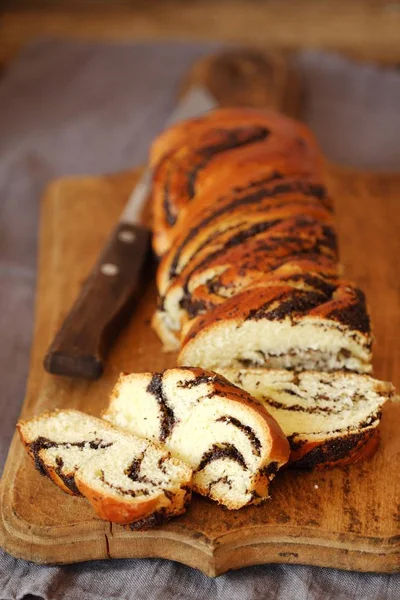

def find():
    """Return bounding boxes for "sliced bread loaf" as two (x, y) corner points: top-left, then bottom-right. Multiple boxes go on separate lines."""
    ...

(103, 368), (290, 509)
(18, 410), (192, 527)
(218, 369), (394, 468)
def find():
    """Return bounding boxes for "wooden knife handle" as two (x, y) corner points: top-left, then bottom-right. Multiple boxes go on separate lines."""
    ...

(44, 222), (152, 380)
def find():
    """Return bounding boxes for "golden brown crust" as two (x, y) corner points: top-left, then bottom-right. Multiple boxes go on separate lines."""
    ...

(151, 108), (325, 256)
(156, 173), (332, 282)
(159, 208), (336, 295)
(75, 478), (165, 524)
(184, 259), (339, 320)
(288, 427), (380, 470)
(74, 476), (189, 526)
(180, 277), (371, 349)
(150, 107), (323, 170)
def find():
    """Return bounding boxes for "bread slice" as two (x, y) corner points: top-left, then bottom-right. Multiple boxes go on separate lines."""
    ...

(218, 369), (394, 468)
(17, 410), (192, 527)
(178, 276), (372, 374)
(103, 368), (290, 509)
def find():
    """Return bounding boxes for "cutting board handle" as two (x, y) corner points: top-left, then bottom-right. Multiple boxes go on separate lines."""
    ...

(44, 222), (152, 379)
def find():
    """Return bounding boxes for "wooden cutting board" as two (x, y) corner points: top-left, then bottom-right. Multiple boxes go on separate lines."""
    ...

(0, 164), (399, 576)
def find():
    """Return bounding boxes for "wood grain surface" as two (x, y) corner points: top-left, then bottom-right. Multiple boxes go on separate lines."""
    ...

(0, 164), (399, 576)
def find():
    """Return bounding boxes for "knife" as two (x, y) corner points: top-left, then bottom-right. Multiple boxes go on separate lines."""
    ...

(43, 86), (218, 380)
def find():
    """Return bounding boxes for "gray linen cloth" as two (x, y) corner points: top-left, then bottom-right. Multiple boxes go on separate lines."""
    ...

(0, 39), (399, 600)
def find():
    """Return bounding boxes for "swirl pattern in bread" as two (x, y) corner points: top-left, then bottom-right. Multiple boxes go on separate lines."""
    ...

(103, 367), (290, 509)
(18, 410), (192, 528)
(178, 272), (372, 373)
(217, 369), (393, 468)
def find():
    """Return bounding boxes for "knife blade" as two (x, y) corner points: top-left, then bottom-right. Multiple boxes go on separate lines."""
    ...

(43, 86), (218, 380)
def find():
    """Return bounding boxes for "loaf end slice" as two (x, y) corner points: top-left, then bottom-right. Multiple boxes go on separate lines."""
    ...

(103, 367), (290, 509)
(17, 409), (192, 527)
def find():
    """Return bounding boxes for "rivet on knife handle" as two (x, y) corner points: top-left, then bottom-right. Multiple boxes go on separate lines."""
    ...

(43, 222), (152, 380)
